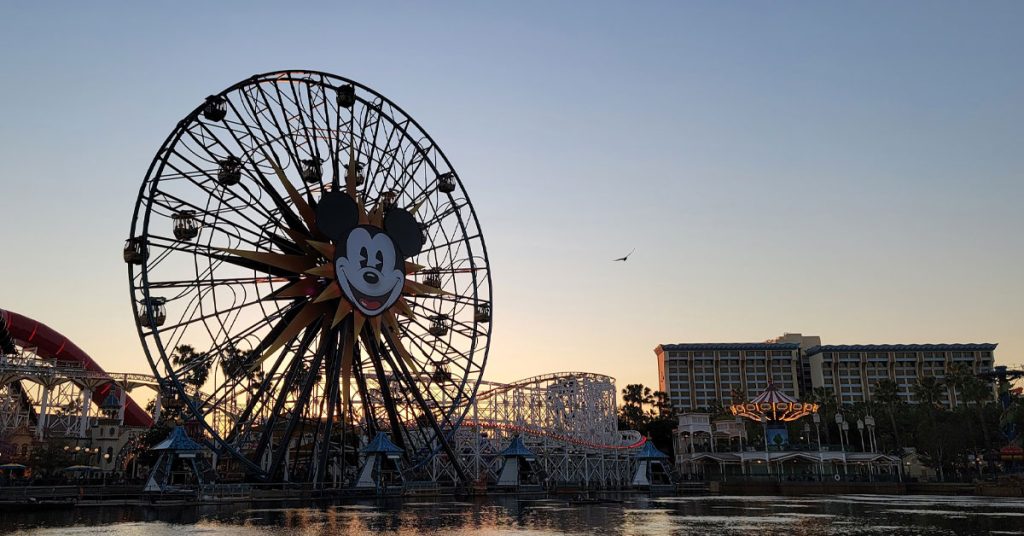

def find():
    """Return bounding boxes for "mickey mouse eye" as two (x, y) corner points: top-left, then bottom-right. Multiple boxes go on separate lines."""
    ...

(359, 247), (369, 268)
(374, 251), (384, 270)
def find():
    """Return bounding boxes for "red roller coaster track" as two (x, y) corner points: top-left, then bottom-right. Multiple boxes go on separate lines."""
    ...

(0, 308), (152, 428)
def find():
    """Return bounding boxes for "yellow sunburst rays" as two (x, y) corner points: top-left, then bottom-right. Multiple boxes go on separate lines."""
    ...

(217, 154), (445, 413)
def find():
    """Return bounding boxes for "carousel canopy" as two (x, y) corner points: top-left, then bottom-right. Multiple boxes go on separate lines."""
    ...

(730, 383), (818, 422)
(498, 435), (536, 460)
(635, 439), (669, 460)
(151, 426), (204, 452)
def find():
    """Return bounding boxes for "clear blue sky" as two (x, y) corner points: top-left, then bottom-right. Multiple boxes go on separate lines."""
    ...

(1, 2), (1022, 392)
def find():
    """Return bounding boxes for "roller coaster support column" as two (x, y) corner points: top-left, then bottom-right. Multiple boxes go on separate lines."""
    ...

(77, 379), (107, 438)
(79, 386), (92, 438)
(152, 394), (162, 423)
(118, 385), (127, 425)
(37, 383), (51, 441)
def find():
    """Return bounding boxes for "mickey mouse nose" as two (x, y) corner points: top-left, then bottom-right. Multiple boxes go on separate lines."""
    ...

(363, 272), (379, 285)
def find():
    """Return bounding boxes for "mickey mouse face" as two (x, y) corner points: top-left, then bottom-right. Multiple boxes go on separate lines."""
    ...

(316, 191), (424, 317)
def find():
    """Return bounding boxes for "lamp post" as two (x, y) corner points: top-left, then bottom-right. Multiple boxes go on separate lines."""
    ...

(812, 412), (822, 451)
(812, 412), (824, 480)
(760, 415), (771, 475)
(857, 418), (866, 452)
(864, 415), (876, 453)
(835, 413), (846, 453)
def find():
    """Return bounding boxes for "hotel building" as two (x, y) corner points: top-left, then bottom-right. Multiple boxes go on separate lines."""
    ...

(655, 334), (996, 411)
(807, 343), (996, 407)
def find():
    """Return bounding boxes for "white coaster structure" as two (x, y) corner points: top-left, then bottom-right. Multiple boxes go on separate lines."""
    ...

(427, 372), (646, 489)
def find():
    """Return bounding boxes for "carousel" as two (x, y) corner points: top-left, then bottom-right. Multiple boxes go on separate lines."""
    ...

(674, 383), (902, 482)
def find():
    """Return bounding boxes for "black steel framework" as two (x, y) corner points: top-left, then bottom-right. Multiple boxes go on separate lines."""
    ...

(127, 70), (492, 485)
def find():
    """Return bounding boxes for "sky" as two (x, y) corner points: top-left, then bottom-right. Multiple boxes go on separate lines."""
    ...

(0, 2), (1022, 396)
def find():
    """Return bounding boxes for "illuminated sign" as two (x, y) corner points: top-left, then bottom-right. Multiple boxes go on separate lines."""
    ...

(729, 401), (819, 422)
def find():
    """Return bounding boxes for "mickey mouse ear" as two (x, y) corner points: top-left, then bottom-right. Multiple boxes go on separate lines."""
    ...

(384, 208), (424, 258)
(315, 191), (359, 241)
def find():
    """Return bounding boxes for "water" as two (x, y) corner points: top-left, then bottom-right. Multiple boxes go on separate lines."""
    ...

(2, 495), (1024, 535)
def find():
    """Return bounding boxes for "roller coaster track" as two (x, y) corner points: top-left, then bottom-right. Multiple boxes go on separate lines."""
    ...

(0, 308), (153, 427)
(473, 371), (616, 401)
(462, 418), (646, 451)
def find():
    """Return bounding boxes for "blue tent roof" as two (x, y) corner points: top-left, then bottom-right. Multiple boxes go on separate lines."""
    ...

(635, 439), (669, 460)
(362, 432), (404, 455)
(151, 426), (204, 452)
(100, 391), (121, 410)
(498, 435), (535, 459)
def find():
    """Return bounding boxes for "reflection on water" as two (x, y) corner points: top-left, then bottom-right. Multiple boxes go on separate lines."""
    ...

(3, 494), (1024, 535)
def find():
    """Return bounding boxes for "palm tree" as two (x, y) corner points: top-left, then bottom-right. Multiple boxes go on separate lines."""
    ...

(945, 363), (974, 407)
(651, 390), (673, 419)
(620, 384), (650, 431)
(963, 376), (994, 448)
(171, 344), (212, 389)
(912, 376), (947, 477)
(810, 387), (838, 444)
(872, 379), (903, 449)
(912, 376), (946, 410)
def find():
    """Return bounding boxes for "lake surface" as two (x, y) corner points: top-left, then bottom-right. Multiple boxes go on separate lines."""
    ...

(2, 494), (1024, 535)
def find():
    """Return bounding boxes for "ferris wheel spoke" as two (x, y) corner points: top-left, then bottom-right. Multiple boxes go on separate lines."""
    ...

(249, 319), (324, 465)
(417, 201), (469, 234)
(405, 301), (484, 339)
(264, 324), (328, 479)
(147, 192), (277, 251)
(286, 78), (327, 169)
(377, 331), (469, 479)
(163, 154), (300, 244)
(179, 124), (308, 232)
(252, 82), (308, 172)
(214, 100), (316, 236)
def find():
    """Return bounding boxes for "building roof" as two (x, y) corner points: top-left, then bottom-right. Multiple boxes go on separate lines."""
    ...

(362, 432), (404, 455)
(151, 426), (204, 452)
(805, 343), (997, 356)
(656, 343), (800, 353)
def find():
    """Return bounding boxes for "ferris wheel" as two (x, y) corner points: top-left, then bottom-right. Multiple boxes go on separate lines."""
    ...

(126, 70), (492, 484)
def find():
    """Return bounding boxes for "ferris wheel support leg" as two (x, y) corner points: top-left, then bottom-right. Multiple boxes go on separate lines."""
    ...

(251, 325), (322, 475)
(265, 333), (327, 482)
(360, 334), (411, 455)
(378, 331), (470, 485)
(315, 326), (345, 488)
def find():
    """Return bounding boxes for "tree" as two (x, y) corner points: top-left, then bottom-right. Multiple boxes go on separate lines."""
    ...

(28, 438), (74, 477)
(872, 379), (903, 450)
(912, 376), (948, 479)
(945, 363), (974, 407)
(810, 387), (838, 444)
(913, 376), (946, 410)
(619, 384), (653, 432)
(962, 375), (995, 448)
(171, 344), (212, 389)
(220, 345), (261, 385)
(651, 390), (673, 419)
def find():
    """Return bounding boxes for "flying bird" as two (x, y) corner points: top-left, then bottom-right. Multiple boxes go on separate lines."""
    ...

(612, 249), (635, 262)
